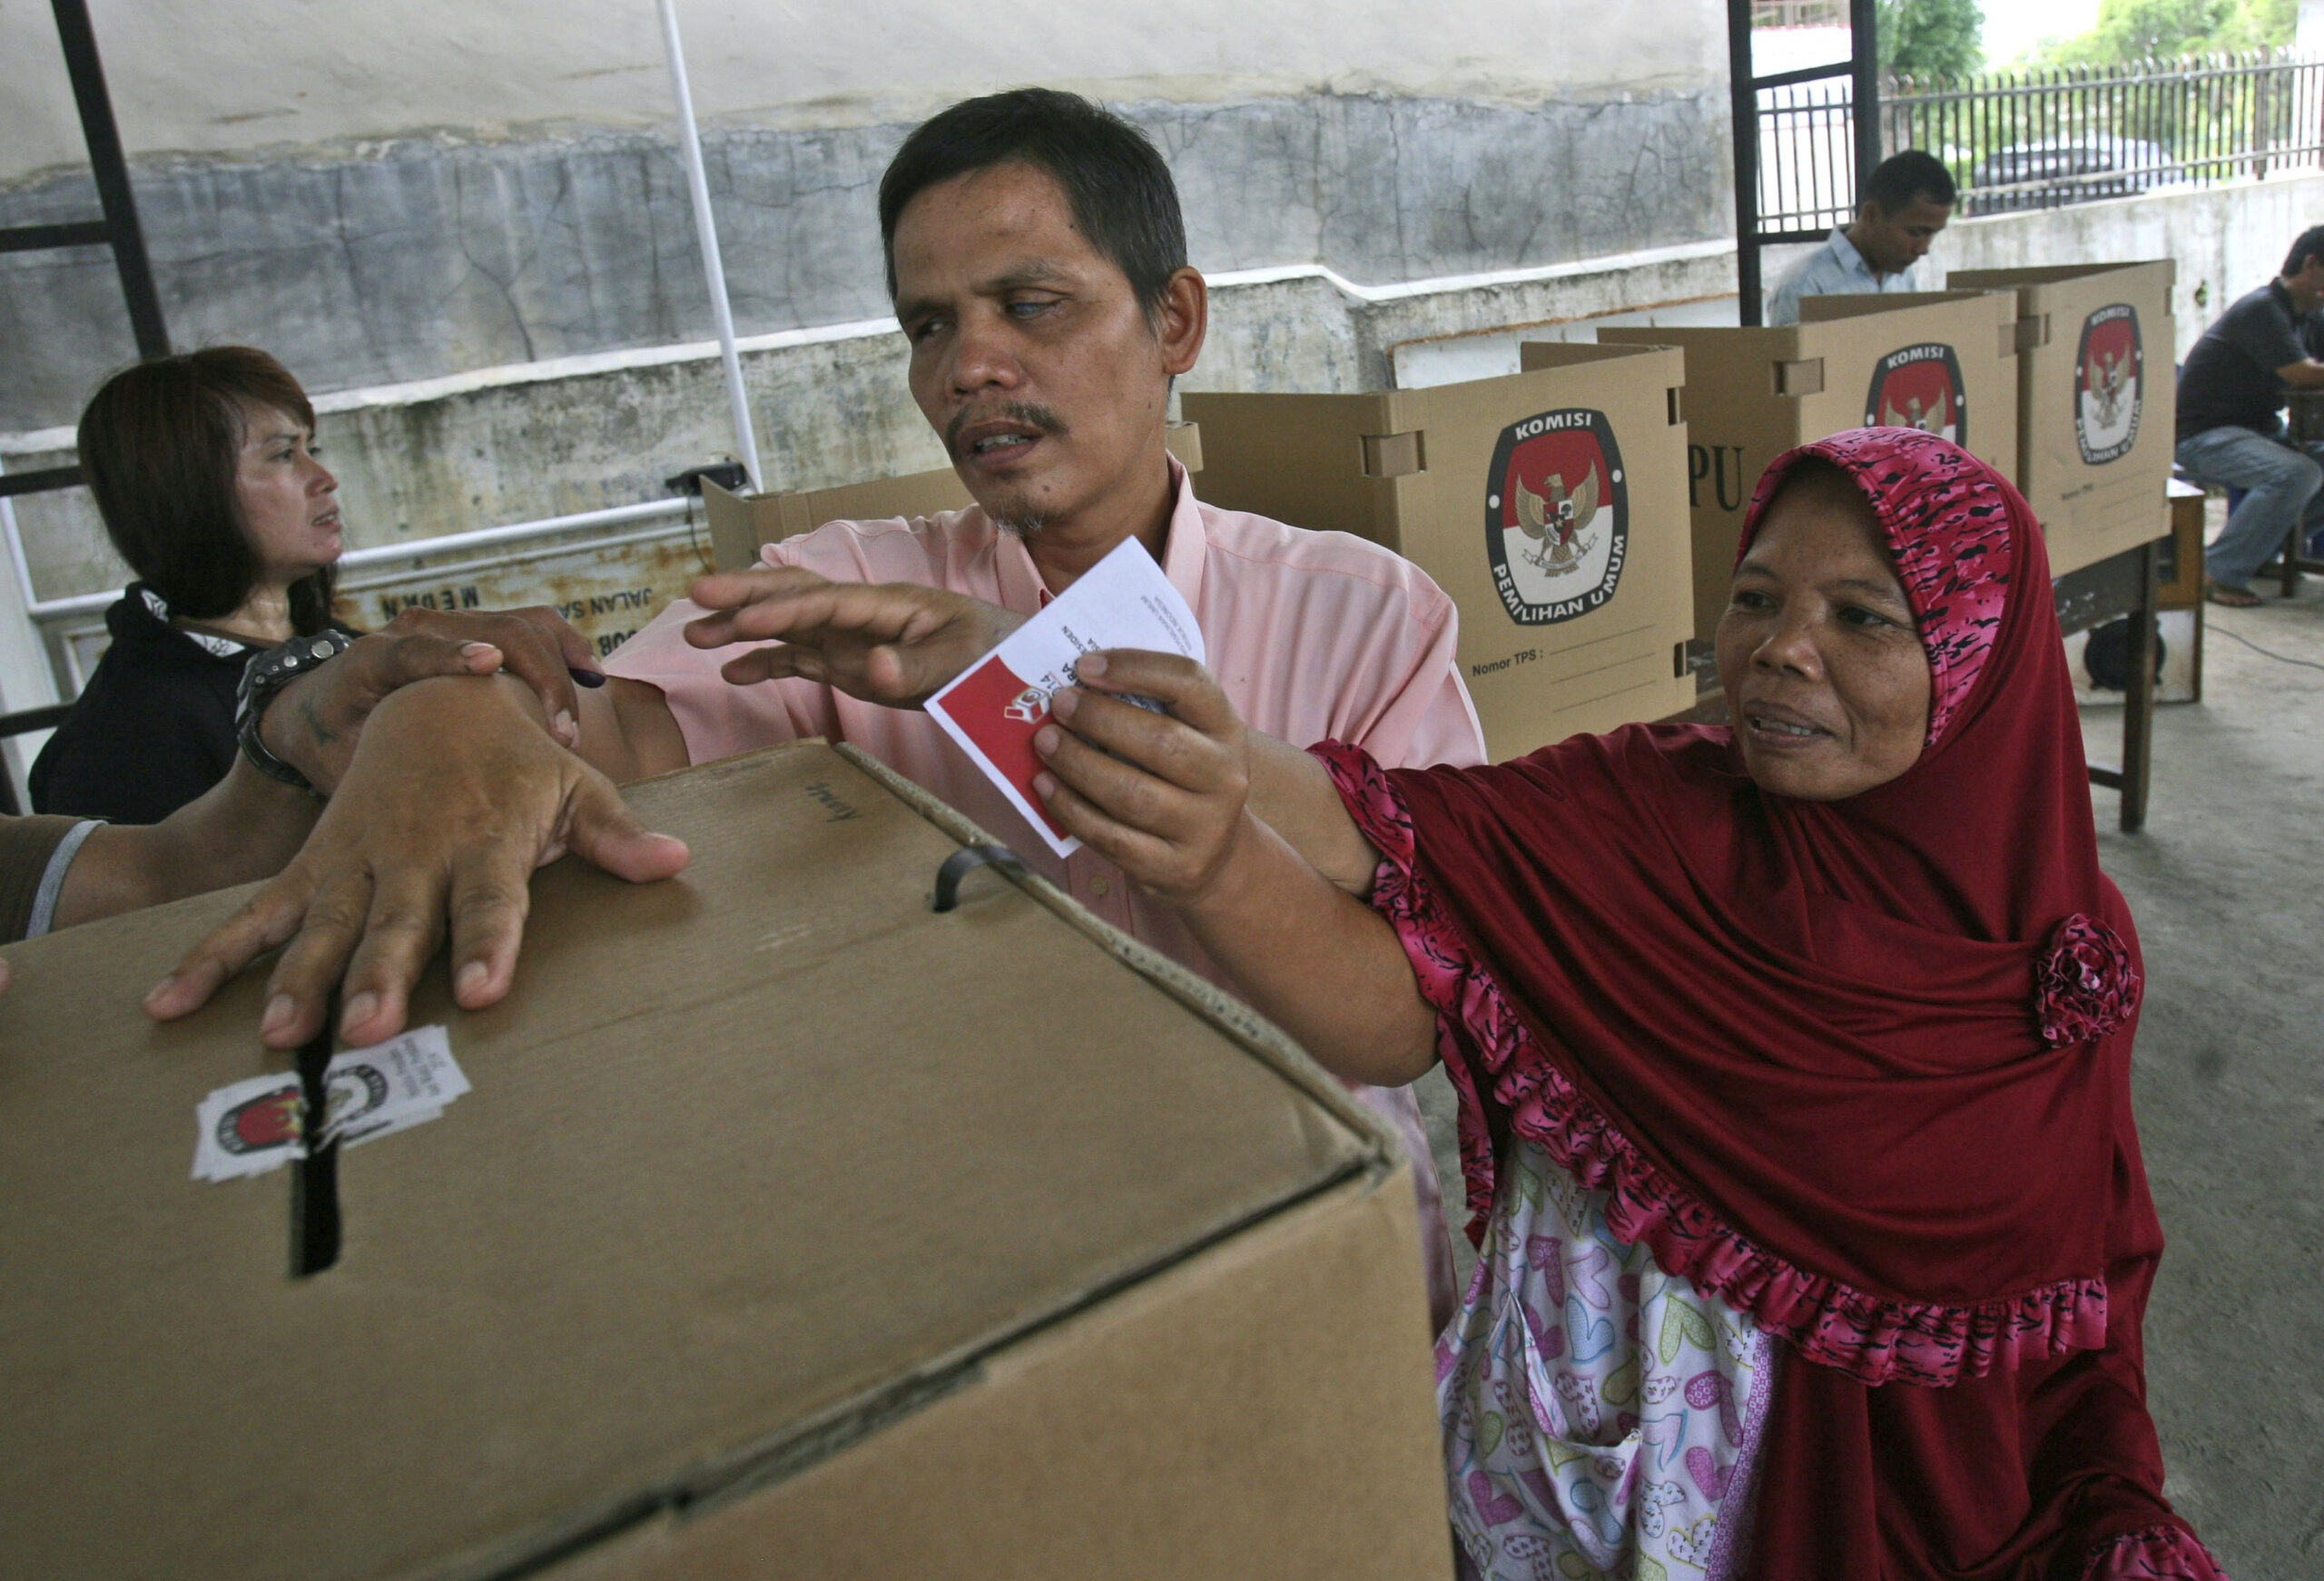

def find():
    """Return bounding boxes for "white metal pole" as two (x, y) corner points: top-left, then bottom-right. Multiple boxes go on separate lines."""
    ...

(656, 0), (763, 490)
(0, 462), (66, 803)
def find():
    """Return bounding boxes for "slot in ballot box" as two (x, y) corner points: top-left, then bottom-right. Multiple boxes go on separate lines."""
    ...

(1947, 262), (2178, 575)
(0, 742), (1450, 1581)
(1599, 289), (2020, 639)
(1181, 344), (1696, 762)
(704, 423), (1206, 573)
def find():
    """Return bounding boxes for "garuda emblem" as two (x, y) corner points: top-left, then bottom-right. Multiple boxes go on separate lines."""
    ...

(1510, 466), (1600, 575)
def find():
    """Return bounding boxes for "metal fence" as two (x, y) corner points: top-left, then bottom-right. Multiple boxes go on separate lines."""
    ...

(1751, 1), (1843, 25)
(1755, 48), (2324, 233)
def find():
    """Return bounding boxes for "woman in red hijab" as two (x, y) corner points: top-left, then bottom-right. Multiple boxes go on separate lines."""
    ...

(1028, 427), (2223, 1577)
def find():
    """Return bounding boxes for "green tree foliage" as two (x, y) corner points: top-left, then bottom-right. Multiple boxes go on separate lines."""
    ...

(1879, 0), (1985, 80)
(2026, 0), (2293, 65)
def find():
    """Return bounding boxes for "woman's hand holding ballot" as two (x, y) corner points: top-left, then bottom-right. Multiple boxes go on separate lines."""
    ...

(1028, 648), (1437, 1087)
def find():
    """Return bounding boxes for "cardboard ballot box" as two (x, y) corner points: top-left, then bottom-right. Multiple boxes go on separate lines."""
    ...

(704, 424), (1206, 574)
(1600, 289), (2020, 639)
(1181, 345), (1696, 761)
(0, 743), (1449, 1581)
(1948, 262), (2178, 575)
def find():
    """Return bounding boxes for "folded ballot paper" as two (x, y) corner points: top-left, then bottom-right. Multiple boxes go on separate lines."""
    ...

(926, 540), (1204, 858)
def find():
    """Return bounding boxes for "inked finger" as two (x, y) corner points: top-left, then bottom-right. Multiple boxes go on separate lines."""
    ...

(484, 615), (584, 737)
(506, 605), (601, 680)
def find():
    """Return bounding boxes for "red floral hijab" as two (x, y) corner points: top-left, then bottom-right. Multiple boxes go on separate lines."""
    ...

(1315, 427), (2144, 1388)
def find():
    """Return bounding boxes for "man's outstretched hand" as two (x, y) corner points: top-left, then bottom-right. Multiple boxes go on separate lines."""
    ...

(683, 566), (1023, 708)
(144, 674), (689, 1049)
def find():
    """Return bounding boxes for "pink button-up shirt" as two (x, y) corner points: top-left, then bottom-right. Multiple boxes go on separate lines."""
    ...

(607, 463), (1487, 967)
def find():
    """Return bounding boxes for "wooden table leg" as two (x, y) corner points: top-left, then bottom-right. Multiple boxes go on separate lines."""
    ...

(2118, 541), (2158, 832)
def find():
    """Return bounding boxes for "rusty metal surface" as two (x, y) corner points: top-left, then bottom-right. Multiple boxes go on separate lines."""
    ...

(342, 521), (715, 659)
(52, 516), (720, 686)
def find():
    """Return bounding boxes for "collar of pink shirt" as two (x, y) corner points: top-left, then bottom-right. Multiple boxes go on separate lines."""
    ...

(990, 457), (1207, 613)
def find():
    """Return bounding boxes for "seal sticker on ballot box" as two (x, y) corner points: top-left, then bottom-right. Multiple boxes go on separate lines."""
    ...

(1483, 407), (1630, 626)
(2074, 304), (2142, 464)
(1865, 343), (1967, 445)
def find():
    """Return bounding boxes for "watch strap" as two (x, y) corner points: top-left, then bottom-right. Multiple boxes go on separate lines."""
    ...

(236, 631), (357, 791)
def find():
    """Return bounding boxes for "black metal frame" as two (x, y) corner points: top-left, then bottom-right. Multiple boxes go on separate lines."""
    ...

(1728, 0), (1880, 325)
(1, 0), (170, 501)
(0, 703), (75, 816)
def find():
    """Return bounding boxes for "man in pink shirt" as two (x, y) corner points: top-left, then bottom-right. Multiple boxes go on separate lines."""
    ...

(575, 89), (1482, 1327)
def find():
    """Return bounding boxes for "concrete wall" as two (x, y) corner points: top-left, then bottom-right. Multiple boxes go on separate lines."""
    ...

(7, 172), (2319, 619)
(0, 242), (1742, 605)
(2, 0), (1730, 430)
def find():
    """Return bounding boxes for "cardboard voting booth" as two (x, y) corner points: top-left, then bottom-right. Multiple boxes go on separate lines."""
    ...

(0, 743), (1451, 1581)
(1599, 289), (2020, 638)
(1948, 262), (2178, 575)
(1181, 345), (1697, 761)
(704, 424), (1206, 574)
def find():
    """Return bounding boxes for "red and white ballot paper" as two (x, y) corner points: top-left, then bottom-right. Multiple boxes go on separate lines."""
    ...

(926, 540), (1204, 858)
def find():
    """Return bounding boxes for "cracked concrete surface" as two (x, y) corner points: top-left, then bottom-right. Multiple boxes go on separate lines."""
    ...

(1414, 581), (2324, 1570)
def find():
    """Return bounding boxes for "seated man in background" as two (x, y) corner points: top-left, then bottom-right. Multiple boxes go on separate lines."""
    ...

(1766, 148), (1955, 326)
(187, 87), (1484, 1331)
(2172, 225), (2324, 606)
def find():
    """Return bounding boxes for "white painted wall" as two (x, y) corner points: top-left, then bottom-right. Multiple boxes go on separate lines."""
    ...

(2301, 0), (2324, 57)
(3, 0), (1725, 182)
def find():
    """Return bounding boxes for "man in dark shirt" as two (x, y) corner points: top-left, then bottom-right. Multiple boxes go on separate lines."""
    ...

(2174, 225), (2324, 604)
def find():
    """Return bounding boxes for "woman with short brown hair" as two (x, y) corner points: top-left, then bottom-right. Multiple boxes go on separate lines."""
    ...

(32, 347), (348, 822)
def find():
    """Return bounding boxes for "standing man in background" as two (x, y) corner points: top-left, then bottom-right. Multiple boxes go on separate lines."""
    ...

(1766, 148), (1956, 325)
(2172, 226), (2324, 607)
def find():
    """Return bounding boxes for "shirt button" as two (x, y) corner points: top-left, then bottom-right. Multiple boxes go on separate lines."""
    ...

(1089, 876), (1111, 898)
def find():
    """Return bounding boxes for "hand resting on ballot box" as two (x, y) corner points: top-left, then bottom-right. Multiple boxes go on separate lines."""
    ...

(2, 613), (642, 998)
(143, 668), (689, 1050)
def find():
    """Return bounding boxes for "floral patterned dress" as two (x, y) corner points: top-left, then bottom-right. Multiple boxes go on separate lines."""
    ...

(1443, 1136), (1777, 1581)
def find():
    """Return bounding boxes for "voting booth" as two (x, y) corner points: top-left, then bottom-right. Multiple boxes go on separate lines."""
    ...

(0, 743), (1451, 1581)
(1949, 262), (2179, 575)
(1599, 290), (2021, 639)
(1182, 344), (1697, 762)
(704, 424), (1207, 573)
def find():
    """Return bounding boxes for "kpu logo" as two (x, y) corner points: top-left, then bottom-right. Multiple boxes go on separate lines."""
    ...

(1864, 343), (1966, 445)
(2074, 303), (2142, 464)
(1482, 408), (1629, 626)
(1002, 687), (1048, 725)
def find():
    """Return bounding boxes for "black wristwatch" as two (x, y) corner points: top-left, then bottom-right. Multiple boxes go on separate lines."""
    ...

(236, 631), (357, 790)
